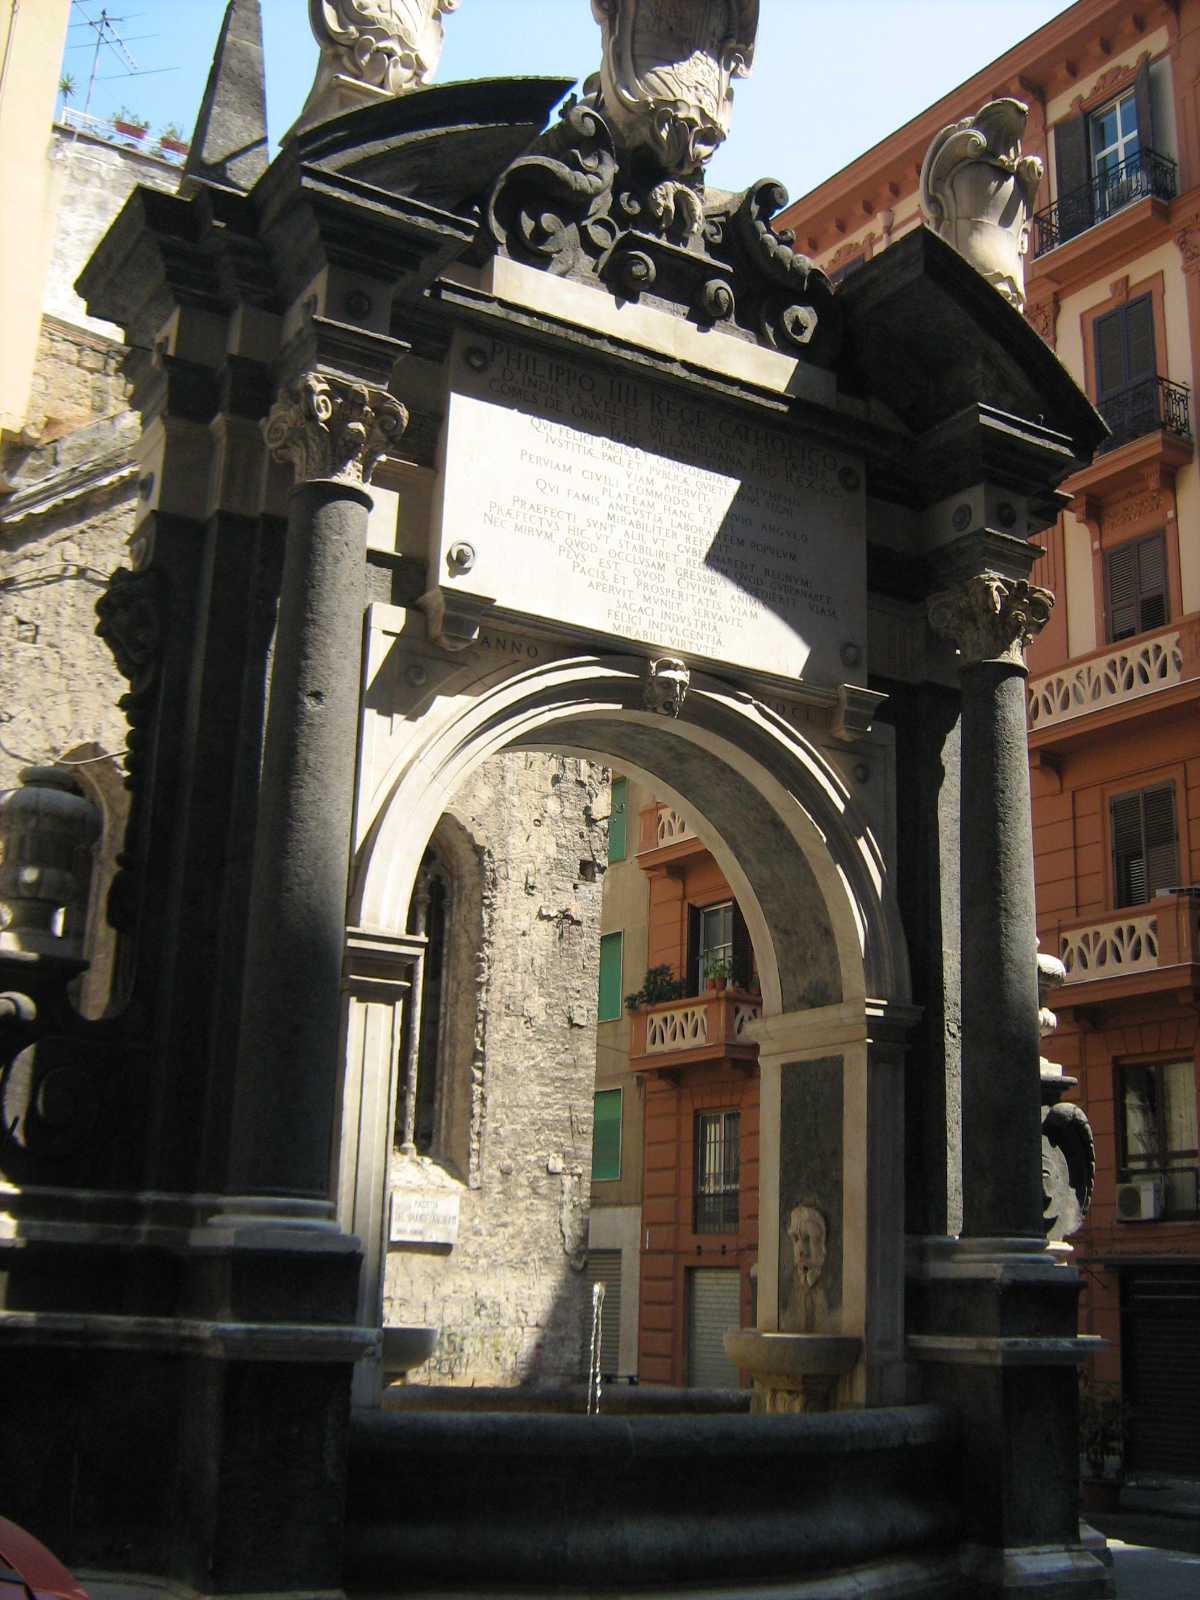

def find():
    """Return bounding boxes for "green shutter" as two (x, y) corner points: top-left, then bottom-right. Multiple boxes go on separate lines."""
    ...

(598, 931), (623, 1022)
(592, 1088), (622, 1181)
(608, 778), (627, 863)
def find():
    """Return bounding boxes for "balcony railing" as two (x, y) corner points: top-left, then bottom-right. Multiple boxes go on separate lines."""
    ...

(1057, 890), (1200, 985)
(1097, 375), (1191, 454)
(1032, 147), (1177, 258)
(630, 988), (761, 1066)
(1028, 617), (1199, 733)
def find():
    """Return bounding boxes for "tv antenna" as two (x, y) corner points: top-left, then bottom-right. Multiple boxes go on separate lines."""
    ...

(71, 4), (139, 116)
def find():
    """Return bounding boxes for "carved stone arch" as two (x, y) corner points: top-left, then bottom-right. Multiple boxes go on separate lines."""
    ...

(351, 653), (910, 1017)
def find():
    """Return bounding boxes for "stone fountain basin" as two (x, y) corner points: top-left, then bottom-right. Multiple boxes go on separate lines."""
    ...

(381, 1325), (439, 1379)
(724, 1329), (862, 1376)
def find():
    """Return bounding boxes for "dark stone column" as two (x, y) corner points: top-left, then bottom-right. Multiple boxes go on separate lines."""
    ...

(228, 372), (407, 1198)
(928, 573), (1052, 1240)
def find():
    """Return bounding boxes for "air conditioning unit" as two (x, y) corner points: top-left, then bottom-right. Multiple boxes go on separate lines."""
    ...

(1116, 1177), (1164, 1222)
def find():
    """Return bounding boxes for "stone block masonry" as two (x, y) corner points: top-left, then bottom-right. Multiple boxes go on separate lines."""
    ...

(384, 752), (610, 1386)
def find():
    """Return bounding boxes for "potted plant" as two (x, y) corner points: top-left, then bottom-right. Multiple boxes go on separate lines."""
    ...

(1079, 1373), (1132, 1514)
(704, 953), (732, 992)
(625, 964), (685, 1013)
(113, 107), (149, 141)
(158, 122), (190, 156)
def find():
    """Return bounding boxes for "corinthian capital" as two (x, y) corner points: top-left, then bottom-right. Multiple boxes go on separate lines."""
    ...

(927, 573), (1053, 667)
(263, 373), (407, 487)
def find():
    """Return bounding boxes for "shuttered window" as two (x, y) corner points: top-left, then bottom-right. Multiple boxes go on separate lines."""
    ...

(591, 1088), (622, 1182)
(597, 931), (623, 1022)
(694, 1110), (740, 1234)
(587, 1250), (623, 1377)
(1122, 1270), (1200, 1477)
(688, 1268), (742, 1388)
(1105, 531), (1167, 642)
(1119, 1059), (1199, 1217)
(1094, 295), (1156, 400)
(1111, 782), (1179, 908)
(607, 777), (627, 863)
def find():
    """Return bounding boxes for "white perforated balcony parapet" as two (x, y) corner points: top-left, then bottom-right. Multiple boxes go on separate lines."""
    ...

(1059, 915), (1159, 982)
(646, 1003), (708, 1053)
(656, 807), (695, 846)
(1028, 631), (1183, 729)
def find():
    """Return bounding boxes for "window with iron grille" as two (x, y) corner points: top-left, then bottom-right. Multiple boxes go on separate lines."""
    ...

(1111, 783), (1179, 909)
(1105, 531), (1168, 643)
(1092, 92), (1140, 186)
(1119, 1059), (1199, 1218)
(694, 1110), (739, 1234)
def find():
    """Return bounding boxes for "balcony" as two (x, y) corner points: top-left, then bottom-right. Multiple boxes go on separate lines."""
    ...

(1096, 375), (1191, 455)
(629, 988), (761, 1078)
(1032, 148), (1177, 259)
(1055, 891), (1200, 999)
(1028, 616), (1200, 740)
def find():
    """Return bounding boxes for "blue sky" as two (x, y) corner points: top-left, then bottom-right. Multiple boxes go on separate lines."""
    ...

(61, 1), (1073, 200)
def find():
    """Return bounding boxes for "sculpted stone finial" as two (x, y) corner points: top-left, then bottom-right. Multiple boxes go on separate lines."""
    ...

(920, 98), (1043, 309)
(589, 0), (759, 186)
(263, 374), (407, 486)
(297, 0), (461, 132)
(927, 572), (1053, 668)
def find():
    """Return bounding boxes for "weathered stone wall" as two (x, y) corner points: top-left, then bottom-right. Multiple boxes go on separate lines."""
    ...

(384, 752), (609, 1386)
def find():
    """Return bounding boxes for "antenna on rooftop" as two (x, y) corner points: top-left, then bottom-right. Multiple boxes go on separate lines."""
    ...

(71, 3), (139, 116)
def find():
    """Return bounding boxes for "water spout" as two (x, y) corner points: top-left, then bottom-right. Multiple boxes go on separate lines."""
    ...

(587, 1281), (605, 1415)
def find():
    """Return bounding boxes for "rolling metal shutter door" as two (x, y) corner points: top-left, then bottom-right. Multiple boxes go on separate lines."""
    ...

(588, 1250), (622, 1377)
(1125, 1269), (1200, 1477)
(688, 1268), (741, 1388)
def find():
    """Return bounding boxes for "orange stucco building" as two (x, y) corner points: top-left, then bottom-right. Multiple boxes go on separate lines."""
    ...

(777, 0), (1200, 1476)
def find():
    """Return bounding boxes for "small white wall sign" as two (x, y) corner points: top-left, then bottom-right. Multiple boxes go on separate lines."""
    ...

(389, 1189), (460, 1246)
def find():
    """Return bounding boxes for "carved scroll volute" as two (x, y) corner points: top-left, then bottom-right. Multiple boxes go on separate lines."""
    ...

(590, 0), (759, 181)
(920, 98), (1044, 309)
(927, 572), (1053, 669)
(262, 373), (408, 487)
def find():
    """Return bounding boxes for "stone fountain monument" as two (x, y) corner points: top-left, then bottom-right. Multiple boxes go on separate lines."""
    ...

(0, 3), (1110, 1597)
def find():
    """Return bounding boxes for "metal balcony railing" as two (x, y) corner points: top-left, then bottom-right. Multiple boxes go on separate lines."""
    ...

(1032, 147), (1177, 257)
(1097, 375), (1191, 454)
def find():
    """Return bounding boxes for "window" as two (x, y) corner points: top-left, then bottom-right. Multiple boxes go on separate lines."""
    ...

(697, 900), (733, 988)
(1111, 783), (1179, 908)
(1105, 532), (1168, 643)
(828, 253), (865, 285)
(597, 931), (623, 1022)
(1094, 296), (1156, 404)
(1092, 92), (1139, 185)
(694, 1110), (739, 1234)
(1120, 1060), (1199, 1217)
(608, 777), (627, 864)
(591, 1088), (622, 1181)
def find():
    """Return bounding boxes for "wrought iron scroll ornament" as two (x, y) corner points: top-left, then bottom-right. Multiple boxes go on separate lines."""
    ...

(263, 374), (408, 487)
(927, 572), (1053, 667)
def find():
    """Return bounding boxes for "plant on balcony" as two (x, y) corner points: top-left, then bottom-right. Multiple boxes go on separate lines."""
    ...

(113, 107), (149, 140)
(1078, 1371), (1132, 1513)
(158, 122), (190, 155)
(624, 964), (685, 1013)
(704, 952), (732, 991)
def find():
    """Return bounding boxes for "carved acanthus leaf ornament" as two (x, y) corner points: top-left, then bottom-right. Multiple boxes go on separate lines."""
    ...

(927, 573), (1053, 667)
(263, 374), (407, 486)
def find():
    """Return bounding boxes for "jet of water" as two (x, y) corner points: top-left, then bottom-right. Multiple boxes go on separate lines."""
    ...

(587, 1280), (605, 1415)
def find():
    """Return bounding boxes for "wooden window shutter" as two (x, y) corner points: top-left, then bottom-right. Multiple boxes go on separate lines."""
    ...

(1137, 532), (1168, 633)
(598, 932), (623, 1022)
(686, 903), (702, 997)
(1095, 308), (1126, 398)
(1106, 541), (1139, 641)
(1054, 111), (1092, 234)
(1134, 54), (1155, 154)
(591, 1089), (622, 1182)
(1142, 783), (1179, 898)
(731, 901), (753, 991)
(608, 777), (627, 864)
(1124, 295), (1157, 383)
(1112, 790), (1147, 906)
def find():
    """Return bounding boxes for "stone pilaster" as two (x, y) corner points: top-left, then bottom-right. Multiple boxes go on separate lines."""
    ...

(228, 372), (407, 1199)
(927, 571), (1052, 1240)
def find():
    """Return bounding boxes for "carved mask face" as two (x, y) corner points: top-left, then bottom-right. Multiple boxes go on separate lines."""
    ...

(787, 1203), (827, 1289)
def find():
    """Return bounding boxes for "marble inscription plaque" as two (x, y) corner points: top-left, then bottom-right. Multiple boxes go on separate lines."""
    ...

(431, 336), (866, 685)
(389, 1190), (460, 1246)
